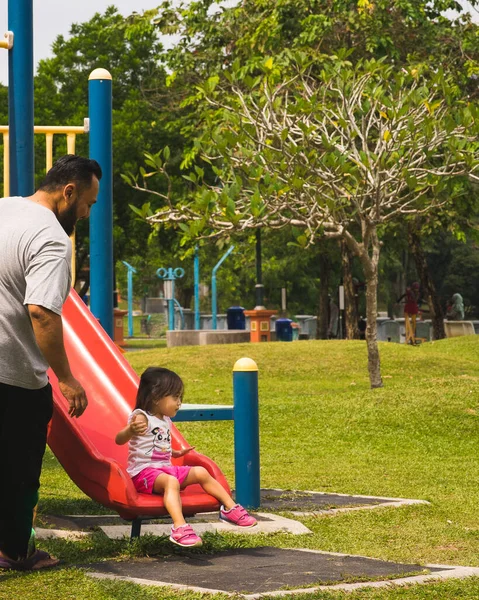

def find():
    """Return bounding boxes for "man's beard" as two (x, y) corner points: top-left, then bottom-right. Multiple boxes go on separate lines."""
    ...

(58, 203), (77, 236)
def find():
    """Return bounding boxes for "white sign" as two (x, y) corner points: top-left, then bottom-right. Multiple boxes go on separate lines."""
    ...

(339, 285), (345, 310)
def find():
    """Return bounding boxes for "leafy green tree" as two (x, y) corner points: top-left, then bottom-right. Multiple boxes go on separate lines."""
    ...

(32, 6), (184, 284)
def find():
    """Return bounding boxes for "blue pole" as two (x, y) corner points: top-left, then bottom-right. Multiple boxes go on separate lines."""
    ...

(89, 69), (113, 337)
(128, 270), (133, 336)
(8, 0), (34, 196)
(168, 279), (175, 331)
(194, 245), (200, 330)
(173, 298), (185, 330)
(211, 245), (235, 330)
(122, 261), (137, 338)
(211, 273), (217, 331)
(233, 358), (260, 509)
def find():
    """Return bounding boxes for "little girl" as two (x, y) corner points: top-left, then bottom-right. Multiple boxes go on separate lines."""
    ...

(116, 367), (257, 547)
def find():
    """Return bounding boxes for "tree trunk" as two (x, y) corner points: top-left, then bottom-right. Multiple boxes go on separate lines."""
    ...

(317, 252), (330, 339)
(341, 240), (359, 340)
(408, 225), (446, 340)
(344, 226), (383, 389)
(364, 270), (383, 388)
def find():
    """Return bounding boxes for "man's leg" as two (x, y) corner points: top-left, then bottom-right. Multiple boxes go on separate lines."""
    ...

(0, 382), (53, 560)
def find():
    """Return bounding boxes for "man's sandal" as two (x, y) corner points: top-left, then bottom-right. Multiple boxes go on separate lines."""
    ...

(0, 550), (60, 571)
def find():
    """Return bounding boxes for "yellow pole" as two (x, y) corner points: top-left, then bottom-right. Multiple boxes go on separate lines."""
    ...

(66, 133), (76, 155)
(3, 132), (9, 197)
(45, 133), (53, 172)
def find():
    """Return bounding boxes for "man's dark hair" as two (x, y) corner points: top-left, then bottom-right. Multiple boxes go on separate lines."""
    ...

(38, 155), (102, 193)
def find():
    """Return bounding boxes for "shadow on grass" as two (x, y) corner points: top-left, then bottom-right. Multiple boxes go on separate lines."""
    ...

(38, 497), (116, 517)
(38, 530), (265, 567)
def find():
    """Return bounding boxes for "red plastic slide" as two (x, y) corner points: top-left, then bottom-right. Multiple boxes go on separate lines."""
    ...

(47, 290), (230, 520)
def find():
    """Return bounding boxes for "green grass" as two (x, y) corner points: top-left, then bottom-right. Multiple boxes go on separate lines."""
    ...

(4, 336), (479, 599)
(123, 338), (167, 350)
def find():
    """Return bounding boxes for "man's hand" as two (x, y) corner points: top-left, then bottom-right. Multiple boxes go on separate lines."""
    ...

(58, 377), (88, 418)
(129, 414), (148, 436)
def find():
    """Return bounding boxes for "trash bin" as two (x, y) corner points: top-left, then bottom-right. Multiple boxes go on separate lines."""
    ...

(113, 308), (128, 346)
(227, 306), (246, 330)
(291, 322), (300, 341)
(382, 320), (400, 343)
(276, 318), (293, 342)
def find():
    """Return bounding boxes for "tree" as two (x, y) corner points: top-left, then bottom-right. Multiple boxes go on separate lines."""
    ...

(127, 0), (479, 332)
(131, 58), (479, 388)
(33, 7), (184, 283)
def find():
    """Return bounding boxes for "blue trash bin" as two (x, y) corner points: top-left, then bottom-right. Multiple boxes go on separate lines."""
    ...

(276, 318), (293, 342)
(227, 306), (246, 330)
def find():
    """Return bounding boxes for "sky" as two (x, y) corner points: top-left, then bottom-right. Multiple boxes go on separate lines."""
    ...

(0, 0), (478, 85)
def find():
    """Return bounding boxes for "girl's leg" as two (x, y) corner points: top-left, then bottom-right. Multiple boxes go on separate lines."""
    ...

(153, 474), (186, 528)
(182, 467), (235, 510)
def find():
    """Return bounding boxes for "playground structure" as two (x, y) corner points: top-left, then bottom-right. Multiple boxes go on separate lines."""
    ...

(2, 0), (260, 536)
(48, 291), (260, 537)
(1, 122), (87, 279)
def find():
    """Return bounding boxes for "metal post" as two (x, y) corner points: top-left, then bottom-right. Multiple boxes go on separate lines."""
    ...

(157, 267), (184, 331)
(122, 261), (137, 338)
(338, 283), (345, 340)
(194, 245), (200, 330)
(212, 245), (235, 330)
(8, 0), (34, 196)
(233, 357), (260, 509)
(89, 69), (113, 337)
(255, 230), (265, 309)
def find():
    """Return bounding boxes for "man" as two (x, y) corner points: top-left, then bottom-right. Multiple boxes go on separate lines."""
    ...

(0, 155), (102, 571)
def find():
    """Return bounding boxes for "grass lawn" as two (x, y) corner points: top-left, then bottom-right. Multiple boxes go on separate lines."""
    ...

(2, 336), (479, 599)
(123, 338), (167, 350)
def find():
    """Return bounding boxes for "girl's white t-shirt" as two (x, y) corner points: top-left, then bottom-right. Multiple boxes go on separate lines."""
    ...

(126, 408), (173, 477)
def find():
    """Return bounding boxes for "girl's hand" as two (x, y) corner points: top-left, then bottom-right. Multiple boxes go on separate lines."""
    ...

(172, 446), (195, 458)
(130, 414), (148, 436)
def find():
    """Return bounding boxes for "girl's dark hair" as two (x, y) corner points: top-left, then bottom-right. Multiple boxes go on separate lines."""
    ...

(135, 367), (184, 413)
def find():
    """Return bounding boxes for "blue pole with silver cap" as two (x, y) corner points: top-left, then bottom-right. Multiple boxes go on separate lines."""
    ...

(89, 68), (113, 337)
(157, 267), (184, 331)
(233, 357), (260, 509)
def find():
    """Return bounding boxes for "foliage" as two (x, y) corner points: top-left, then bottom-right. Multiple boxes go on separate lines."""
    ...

(33, 6), (182, 264)
(125, 1), (479, 332)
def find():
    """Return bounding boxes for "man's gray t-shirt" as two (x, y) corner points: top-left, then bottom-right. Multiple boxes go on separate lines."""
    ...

(0, 197), (72, 389)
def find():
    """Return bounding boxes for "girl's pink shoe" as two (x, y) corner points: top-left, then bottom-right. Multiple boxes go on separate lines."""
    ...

(169, 524), (202, 547)
(219, 504), (257, 528)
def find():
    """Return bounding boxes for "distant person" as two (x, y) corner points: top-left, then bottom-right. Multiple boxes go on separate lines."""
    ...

(397, 282), (421, 344)
(115, 367), (257, 547)
(446, 293), (465, 321)
(0, 155), (101, 571)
